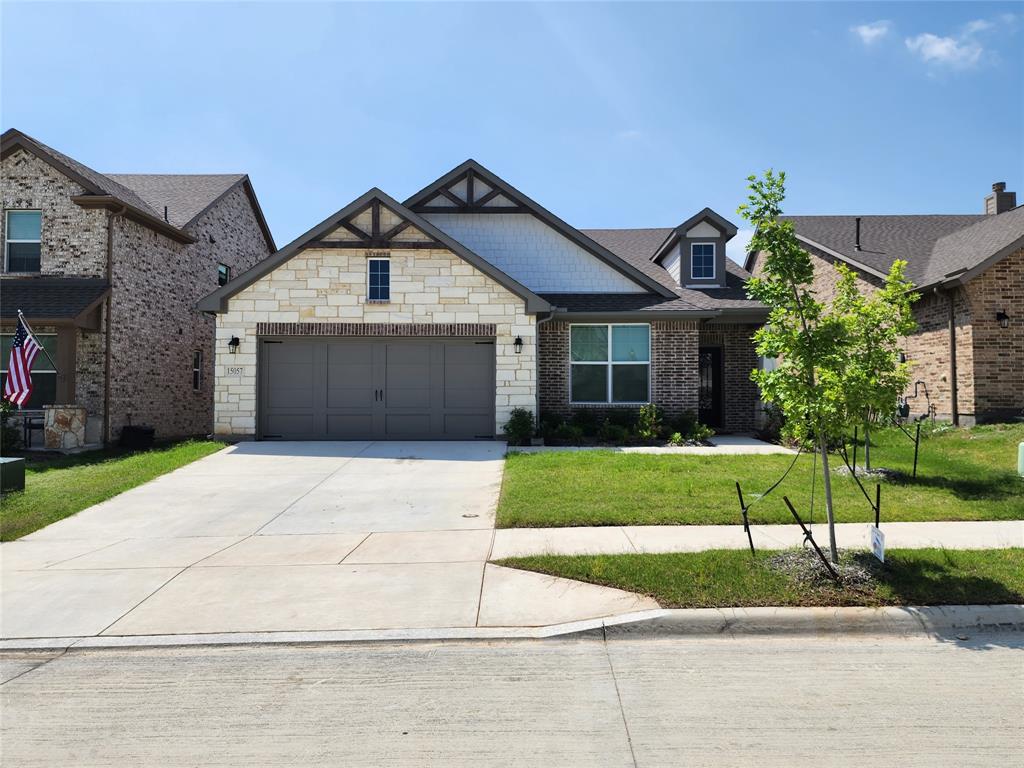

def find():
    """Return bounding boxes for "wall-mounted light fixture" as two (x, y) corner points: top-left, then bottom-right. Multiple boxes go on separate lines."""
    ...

(228, 336), (241, 354)
(513, 336), (524, 354)
(996, 310), (1010, 329)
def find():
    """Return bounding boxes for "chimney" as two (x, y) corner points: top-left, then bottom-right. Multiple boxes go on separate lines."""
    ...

(984, 182), (1016, 215)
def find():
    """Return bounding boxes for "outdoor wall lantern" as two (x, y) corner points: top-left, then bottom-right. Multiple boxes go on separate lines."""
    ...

(996, 310), (1010, 329)
(513, 336), (524, 354)
(228, 336), (241, 354)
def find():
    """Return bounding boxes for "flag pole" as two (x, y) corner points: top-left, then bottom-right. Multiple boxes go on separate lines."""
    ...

(16, 310), (60, 374)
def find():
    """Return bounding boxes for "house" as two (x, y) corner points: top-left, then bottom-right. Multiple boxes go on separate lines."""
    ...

(745, 183), (1024, 425)
(1, 129), (275, 446)
(198, 161), (767, 441)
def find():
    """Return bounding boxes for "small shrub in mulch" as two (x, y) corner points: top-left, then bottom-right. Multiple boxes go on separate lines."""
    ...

(767, 548), (882, 590)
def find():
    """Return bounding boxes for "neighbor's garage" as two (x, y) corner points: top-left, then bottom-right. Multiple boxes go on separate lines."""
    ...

(258, 337), (496, 440)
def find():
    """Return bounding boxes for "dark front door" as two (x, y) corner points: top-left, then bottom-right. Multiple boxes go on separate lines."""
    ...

(698, 346), (723, 428)
(260, 337), (496, 440)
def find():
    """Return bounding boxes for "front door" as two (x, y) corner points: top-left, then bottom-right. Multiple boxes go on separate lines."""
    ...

(698, 346), (723, 428)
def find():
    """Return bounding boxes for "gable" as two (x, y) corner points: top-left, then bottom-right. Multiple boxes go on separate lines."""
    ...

(405, 161), (675, 297)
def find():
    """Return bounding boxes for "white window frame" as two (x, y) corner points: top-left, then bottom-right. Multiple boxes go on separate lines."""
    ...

(0, 332), (58, 406)
(5, 210), (42, 273)
(367, 256), (390, 303)
(690, 242), (716, 281)
(192, 349), (203, 392)
(569, 323), (651, 405)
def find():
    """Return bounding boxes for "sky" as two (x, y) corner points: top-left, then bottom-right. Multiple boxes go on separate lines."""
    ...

(2, 1), (1022, 262)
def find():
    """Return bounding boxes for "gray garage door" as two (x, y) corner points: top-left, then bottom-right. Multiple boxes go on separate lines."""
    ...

(258, 338), (496, 440)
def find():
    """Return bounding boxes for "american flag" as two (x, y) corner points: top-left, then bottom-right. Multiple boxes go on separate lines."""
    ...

(3, 317), (42, 407)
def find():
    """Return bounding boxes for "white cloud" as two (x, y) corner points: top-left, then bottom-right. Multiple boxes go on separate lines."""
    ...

(852, 20), (892, 46)
(905, 18), (1000, 69)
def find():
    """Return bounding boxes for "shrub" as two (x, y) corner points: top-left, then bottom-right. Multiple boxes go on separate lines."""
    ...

(668, 411), (698, 437)
(502, 408), (535, 446)
(569, 409), (601, 438)
(689, 422), (715, 442)
(667, 432), (685, 447)
(605, 409), (639, 430)
(0, 399), (21, 453)
(636, 403), (663, 441)
(599, 420), (630, 444)
(553, 423), (585, 445)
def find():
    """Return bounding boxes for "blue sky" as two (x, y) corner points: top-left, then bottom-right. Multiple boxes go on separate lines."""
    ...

(3, 2), (1021, 260)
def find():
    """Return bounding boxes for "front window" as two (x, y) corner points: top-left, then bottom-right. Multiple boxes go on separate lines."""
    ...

(691, 242), (715, 280)
(192, 350), (203, 391)
(0, 332), (57, 407)
(217, 263), (231, 286)
(5, 211), (42, 272)
(368, 257), (390, 302)
(570, 324), (650, 404)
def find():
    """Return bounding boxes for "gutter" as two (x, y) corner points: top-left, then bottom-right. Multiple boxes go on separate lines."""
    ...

(103, 206), (126, 445)
(72, 195), (195, 244)
(934, 286), (960, 427)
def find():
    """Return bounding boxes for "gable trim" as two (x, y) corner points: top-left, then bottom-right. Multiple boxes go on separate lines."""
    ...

(651, 208), (738, 264)
(404, 160), (676, 298)
(197, 188), (551, 314)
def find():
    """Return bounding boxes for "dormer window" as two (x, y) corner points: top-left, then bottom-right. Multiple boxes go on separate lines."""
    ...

(691, 243), (715, 280)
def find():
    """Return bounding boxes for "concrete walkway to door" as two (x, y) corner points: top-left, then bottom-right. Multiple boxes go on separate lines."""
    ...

(1, 442), (655, 640)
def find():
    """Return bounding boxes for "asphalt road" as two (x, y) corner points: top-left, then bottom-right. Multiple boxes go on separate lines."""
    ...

(2, 632), (1021, 767)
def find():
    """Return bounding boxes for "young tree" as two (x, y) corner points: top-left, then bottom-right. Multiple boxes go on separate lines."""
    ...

(833, 263), (918, 470)
(741, 171), (917, 563)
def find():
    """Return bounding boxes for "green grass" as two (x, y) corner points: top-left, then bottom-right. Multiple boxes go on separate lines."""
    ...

(497, 423), (1024, 527)
(498, 548), (1024, 608)
(0, 440), (225, 541)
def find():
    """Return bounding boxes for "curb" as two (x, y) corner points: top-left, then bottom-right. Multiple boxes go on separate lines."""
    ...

(1, 606), (1021, 652)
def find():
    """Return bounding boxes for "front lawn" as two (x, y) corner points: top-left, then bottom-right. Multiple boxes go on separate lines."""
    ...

(0, 440), (225, 541)
(497, 548), (1024, 607)
(497, 423), (1024, 527)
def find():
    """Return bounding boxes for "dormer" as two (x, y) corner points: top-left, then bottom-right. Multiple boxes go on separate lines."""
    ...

(651, 208), (737, 289)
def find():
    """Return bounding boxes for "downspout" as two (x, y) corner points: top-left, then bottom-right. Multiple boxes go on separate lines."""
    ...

(102, 206), (126, 444)
(944, 287), (960, 427)
(534, 309), (557, 436)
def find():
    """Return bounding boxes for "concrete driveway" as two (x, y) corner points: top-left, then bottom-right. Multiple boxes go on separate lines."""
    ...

(1, 442), (655, 640)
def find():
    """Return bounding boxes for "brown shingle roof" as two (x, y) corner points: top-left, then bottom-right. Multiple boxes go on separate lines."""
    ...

(106, 174), (246, 228)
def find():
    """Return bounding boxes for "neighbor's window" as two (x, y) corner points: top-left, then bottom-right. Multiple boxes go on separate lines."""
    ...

(368, 257), (390, 302)
(5, 211), (42, 272)
(192, 350), (203, 391)
(691, 242), (715, 280)
(0, 332), (57, 407)
(570, 324), (650, 404)
(217, 263), (231, 286)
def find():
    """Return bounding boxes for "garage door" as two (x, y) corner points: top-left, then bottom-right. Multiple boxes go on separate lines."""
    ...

(258, 338), (496, 440)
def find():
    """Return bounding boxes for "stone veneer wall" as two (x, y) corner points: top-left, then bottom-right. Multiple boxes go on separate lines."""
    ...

(107, 183), (271, 440)
(699, 323), (760, 433)
(212, 246), (536, 437)
(538, 320), (702, 421)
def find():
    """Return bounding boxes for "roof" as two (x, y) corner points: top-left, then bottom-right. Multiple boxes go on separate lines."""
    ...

(404, 160), (676, 298)
(1, 278), (109, 325)
(752, 214), (988, 287)
(1, 129), (275, 250)
(198, 188), (550, 314)
(927, 206), (1024, 286)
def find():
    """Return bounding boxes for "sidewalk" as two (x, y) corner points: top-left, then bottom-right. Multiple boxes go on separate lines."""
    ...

(491, 520), (1024, 558)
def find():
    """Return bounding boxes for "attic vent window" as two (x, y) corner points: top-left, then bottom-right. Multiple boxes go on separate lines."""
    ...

(691, 243), (715, 280)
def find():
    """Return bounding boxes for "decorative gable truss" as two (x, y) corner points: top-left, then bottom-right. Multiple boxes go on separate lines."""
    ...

(408, 166), (527, 214)
(314, 198), (445, 250)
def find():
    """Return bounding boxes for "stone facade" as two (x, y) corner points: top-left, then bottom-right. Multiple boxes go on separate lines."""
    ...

(2, 149), (272, 441)
(749, 244), (1024, 423)
(43, 404), (86, 450)
(212, 244), (536, 437)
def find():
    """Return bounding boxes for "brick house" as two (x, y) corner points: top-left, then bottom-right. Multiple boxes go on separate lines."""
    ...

(199, 161), (767, 441)
(1, 129), (275, 445)
(745, 183), (1024, 425)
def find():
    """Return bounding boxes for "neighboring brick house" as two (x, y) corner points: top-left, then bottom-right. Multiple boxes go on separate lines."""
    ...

(745, 183), (1024, 425)
(199, 160), (767, 441)
(1, 128), (275, 444)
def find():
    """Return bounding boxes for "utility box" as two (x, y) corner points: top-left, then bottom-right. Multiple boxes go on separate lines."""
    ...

(0, 456), (25, 493)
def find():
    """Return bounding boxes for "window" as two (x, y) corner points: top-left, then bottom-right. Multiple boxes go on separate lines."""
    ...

(368, 257), (390, 302)
(192, 350), (203, 391)
(217, 263), (231, 286)
(570, 324), (650, 404)
(691, 242), (715, 280)
(0, 332), (57, 407)
(5, 211), (42, 272)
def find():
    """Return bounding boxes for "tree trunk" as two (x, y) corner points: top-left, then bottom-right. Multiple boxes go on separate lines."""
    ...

(864, 423), (872, 472)
(819, 437), (839, 563)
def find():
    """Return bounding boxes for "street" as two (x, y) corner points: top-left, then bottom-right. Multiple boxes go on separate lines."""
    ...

(2, 632), (1020, 767)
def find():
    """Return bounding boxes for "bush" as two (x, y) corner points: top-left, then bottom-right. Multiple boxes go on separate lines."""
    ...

(756, 403), (785, 443)
(689, 422), (715, 442)
(502, 408), (535, 446)
(636, 403), (663, 441)
(599, 419), (630, 444)
(553, 423), (585, 445)
(667, 432), (685, 447)
(668, 411), (698, 437)
(569, 409), (601, 438)
(1, 399), (21, 453)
